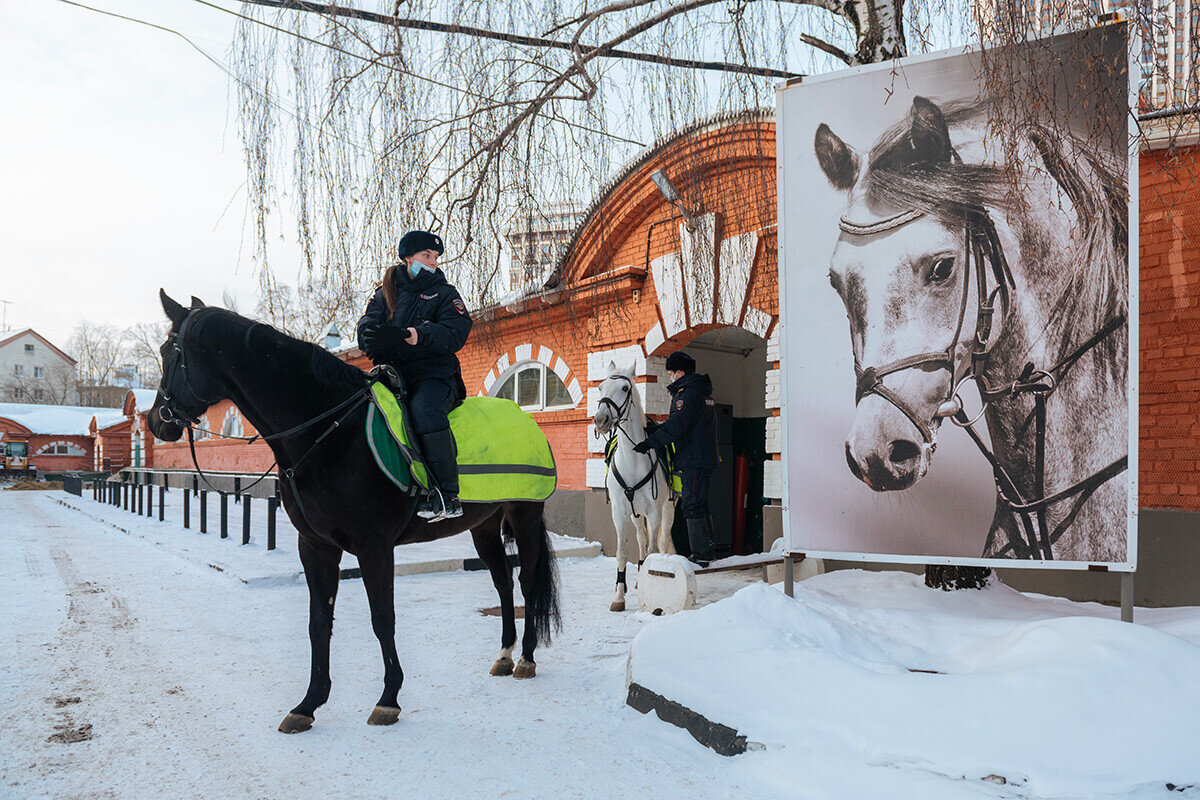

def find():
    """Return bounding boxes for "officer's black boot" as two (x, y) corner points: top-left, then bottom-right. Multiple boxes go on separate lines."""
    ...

(417, 429), (463, 521)
(685, 516), (716, 568)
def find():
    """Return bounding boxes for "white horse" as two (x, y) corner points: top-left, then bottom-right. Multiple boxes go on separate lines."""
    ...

(592, 362), (676, 612)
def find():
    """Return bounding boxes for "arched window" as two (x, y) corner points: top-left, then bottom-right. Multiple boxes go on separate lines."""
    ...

(221, 408), (244, 438)
(493, 361), (574, 411)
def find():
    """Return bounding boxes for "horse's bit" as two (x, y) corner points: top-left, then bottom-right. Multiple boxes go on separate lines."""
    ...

(840, 205), (1127, 560)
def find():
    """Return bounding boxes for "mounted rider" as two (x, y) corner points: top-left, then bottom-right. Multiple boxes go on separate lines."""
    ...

(357, 230), (472, 521)
(634, 350), (718, 566)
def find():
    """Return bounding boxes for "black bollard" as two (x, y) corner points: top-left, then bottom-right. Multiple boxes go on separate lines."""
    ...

(220, 493), (228, 539)
(137, 482), (144, 516)
(183, 487), (190, 529)
(242, 497), (251, 545)
(267, 496), (278, 552)
(200, 491), (208, 533)
(159, 485), (165, 522)
(145, 481), (153, 517)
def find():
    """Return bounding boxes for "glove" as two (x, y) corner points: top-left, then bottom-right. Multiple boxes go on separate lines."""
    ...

(632, 440), (653, 454)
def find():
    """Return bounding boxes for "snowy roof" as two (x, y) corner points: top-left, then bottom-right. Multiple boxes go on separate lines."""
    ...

(129, 389), (158, 411)
(0, 402), (125, 435)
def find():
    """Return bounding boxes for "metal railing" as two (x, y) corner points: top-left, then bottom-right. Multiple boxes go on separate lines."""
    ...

(87, 468), (283, 551)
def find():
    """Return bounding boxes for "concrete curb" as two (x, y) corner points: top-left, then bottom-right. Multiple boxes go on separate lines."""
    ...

(50, 493), (602, 587)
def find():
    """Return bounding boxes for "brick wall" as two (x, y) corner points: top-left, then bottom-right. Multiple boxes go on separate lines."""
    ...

(1139, 143), (1200, 509)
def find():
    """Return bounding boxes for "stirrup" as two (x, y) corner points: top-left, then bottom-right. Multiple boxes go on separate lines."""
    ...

(417, 489), (462, 521)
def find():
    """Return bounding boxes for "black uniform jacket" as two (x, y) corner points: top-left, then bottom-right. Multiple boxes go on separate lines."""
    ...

(356, 267), (473, 389)
(644, 372), (718, 470)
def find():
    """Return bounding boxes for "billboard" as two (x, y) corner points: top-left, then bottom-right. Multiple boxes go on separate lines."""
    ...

(777, 24), (1137, 569)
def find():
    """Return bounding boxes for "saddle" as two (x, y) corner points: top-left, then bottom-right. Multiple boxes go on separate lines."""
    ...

(365, 368), (557, 503)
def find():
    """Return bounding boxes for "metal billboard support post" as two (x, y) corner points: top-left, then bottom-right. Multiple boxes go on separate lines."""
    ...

(783, 554), (795, 598)
(1121, 572), (1134, 623)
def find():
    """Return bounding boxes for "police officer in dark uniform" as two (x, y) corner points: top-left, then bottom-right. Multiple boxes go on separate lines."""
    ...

(633, 350), (717, 566)
(357, 230), (472, 521)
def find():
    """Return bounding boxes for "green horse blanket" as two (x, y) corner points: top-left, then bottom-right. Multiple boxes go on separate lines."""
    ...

(366, 383), (557, 503)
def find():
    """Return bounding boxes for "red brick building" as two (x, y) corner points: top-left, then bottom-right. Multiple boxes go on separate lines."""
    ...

(0, 402), (121, 473)
(128, 111), (1200, 594)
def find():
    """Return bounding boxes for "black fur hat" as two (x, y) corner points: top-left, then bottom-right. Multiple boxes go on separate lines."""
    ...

(665, 350), (696, 373)
(397, 230), (444, 260)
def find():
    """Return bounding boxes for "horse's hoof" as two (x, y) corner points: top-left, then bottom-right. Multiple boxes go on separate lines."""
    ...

(278, 713), (314, 734)
(490, 657), (514, 676)
(609, 600), (625, 612)
(513, 659), (536, 680)
(367, 705), (401, 726)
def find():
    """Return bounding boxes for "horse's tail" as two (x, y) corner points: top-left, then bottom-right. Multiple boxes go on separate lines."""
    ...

(523, 507), (562, 646)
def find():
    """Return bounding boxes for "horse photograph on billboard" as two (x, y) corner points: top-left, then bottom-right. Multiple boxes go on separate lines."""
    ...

(778, 24), (1135, 568)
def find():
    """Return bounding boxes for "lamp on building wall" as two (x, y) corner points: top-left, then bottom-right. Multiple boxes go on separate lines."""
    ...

(650, 170), (698, 231)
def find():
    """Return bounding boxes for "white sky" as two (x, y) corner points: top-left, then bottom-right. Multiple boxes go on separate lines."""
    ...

(0, 0), (274, 347)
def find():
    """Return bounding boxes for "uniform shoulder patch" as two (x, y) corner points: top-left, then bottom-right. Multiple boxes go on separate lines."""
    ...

(453, 298), (467, 315)
(675, 398), (684, 410)
(419, 292), (440, 301)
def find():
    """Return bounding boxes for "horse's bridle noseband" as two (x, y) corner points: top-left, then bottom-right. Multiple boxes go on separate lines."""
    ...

(840, 203), (1128, 560)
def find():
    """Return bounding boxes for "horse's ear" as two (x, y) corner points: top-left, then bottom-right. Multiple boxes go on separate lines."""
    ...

(607, 360), (618, 377)
(160, 289), (188, 327)
(189, 296), (206, 309)
(624, 361), (637, 378)
(905, 96), (952, 166)
(814, 123), (860, 191)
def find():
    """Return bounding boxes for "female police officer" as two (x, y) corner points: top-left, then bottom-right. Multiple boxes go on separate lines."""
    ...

(357, 231), (472, 521)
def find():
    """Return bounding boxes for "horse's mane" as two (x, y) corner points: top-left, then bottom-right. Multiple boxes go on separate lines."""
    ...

(864, 98), (1127, 382)
(201, 308), (366, 390)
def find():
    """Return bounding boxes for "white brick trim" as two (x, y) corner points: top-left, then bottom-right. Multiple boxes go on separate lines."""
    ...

(764, 459), (783, 500)
(586, 458), (608, 488)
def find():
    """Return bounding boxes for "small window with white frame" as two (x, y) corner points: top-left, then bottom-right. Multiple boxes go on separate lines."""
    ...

(33, 388), (43, 400)
(34, 366), (44, 378)
(13, 364), (23, 376)
(24, 343), (34, 354)
(493, 361), (573, 412)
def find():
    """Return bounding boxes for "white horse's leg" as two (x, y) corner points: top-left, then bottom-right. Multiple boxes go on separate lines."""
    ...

(609, 494), (634, 612)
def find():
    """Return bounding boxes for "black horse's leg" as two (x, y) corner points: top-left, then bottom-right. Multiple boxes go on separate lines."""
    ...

(471, 513), (516, 676)
(358, 540), (404, 726)
(279, 534), (342, 734)
(510, 502), (560, 680)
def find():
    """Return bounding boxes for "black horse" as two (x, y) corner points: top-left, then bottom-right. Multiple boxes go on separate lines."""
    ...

(146, 291), (561, 734)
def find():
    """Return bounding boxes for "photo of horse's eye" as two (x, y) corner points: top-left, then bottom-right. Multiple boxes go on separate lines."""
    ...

(928, 257), (954, 283)
(621, 385), (628, 392)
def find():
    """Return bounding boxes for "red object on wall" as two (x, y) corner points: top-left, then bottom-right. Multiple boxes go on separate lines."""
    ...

(732, 453), (750, 556)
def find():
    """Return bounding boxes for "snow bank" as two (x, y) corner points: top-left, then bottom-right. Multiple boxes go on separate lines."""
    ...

(628, 570), (1200, 796)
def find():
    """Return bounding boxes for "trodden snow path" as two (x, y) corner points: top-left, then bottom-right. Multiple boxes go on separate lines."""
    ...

(1, 490), (780, 800)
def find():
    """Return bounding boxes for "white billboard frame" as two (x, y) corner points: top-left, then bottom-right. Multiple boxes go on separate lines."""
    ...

(777, 24), (1139, 572)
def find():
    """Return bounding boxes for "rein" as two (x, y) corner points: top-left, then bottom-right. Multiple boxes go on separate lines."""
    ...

(158, 308), (373, 523)
(840, 203), (1128, 560)
(595, 378), (666, 507)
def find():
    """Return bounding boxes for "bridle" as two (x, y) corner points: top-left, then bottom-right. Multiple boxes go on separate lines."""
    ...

(849, 206), (1015, 444)
(155, 308), (373, 521)
(841, 203), (1127, 560)
(595, 375), (666, 506)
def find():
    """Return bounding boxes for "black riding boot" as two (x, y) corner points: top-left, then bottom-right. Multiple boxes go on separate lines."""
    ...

(417, 429), (463, 520)
(685, 517), (716, 567)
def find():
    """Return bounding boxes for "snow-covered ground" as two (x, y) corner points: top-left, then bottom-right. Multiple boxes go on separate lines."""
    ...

(6, 487), (1200, 799)
(631, 573), (1200, 799)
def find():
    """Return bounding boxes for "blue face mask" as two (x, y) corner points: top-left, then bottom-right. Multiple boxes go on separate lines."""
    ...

(407, 261), (433, 277)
